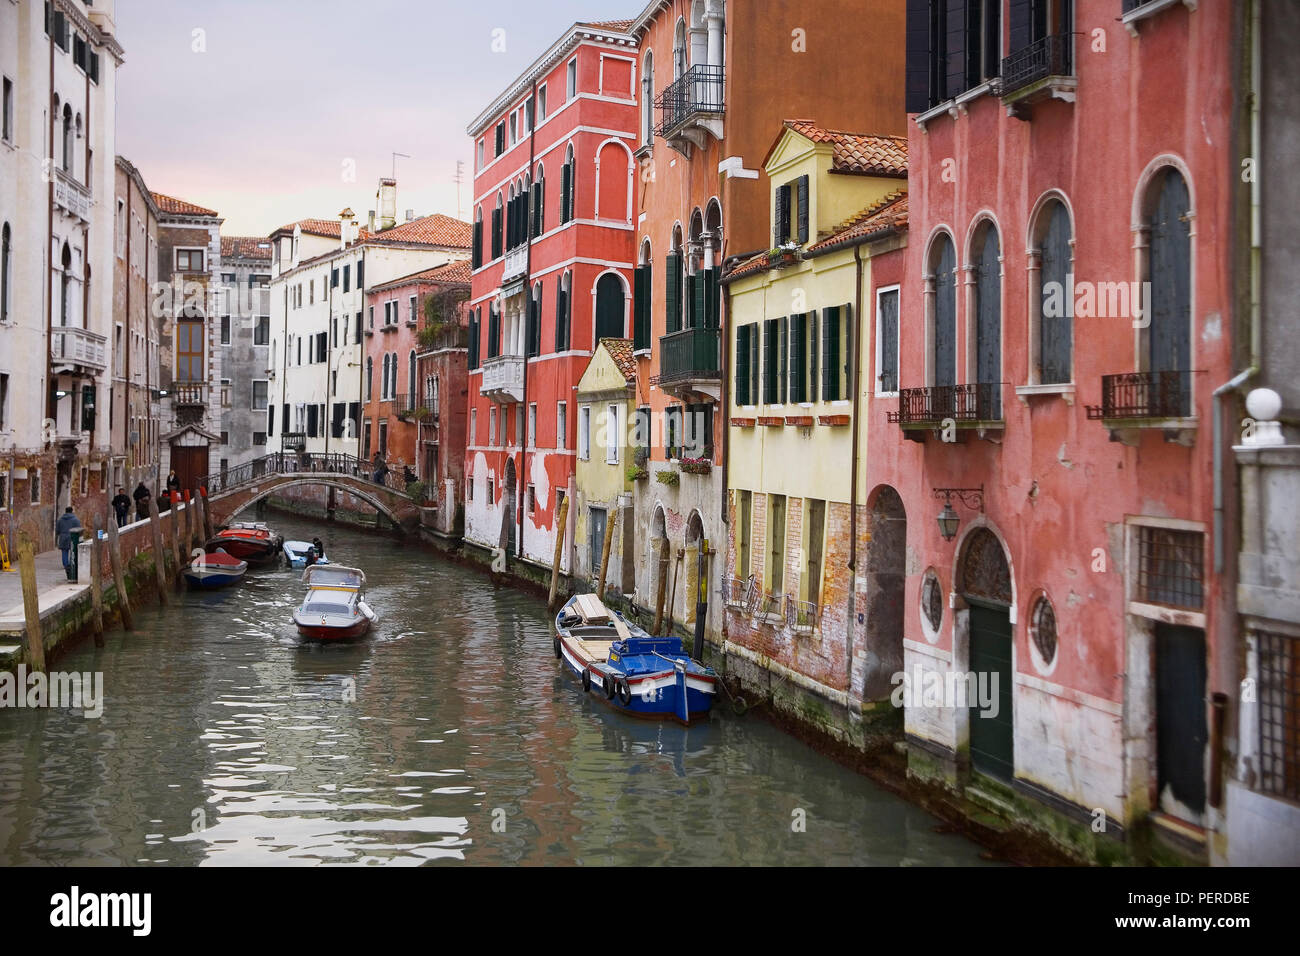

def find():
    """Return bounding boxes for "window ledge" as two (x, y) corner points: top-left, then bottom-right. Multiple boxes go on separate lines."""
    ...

(1122, 0), (1196, 37)
(1015, 383), (1076, 404)
(914, 80), (994, 132)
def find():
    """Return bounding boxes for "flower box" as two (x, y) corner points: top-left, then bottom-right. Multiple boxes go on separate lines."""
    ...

(784, 415), (814, 427)
(818, 414), (851, 427)
(679, 457), (712, 475)
(730, 417), (756, 427)
(655, 469), (680, 487)
(757, 416), (785, 427)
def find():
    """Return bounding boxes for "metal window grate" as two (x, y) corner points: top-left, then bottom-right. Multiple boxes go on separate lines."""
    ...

(1136, 525), (1203, 610)
(1258, 630), (1300, 802)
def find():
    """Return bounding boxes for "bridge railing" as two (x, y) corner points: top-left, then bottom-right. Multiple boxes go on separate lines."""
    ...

(202, 452), (422, 501)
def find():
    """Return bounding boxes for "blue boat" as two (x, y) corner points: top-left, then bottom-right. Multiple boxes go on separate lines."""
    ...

(283, 539), (329, 569)
(554, 593), (716, 724)
(184, 548), (247, 589)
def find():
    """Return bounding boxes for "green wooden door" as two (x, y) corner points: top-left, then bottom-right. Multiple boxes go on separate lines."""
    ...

(969, 604), (1014, 782)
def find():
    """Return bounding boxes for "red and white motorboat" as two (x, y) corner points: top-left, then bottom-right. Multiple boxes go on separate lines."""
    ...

(292, 565), (377, 642)
(205, 522), (283, 564)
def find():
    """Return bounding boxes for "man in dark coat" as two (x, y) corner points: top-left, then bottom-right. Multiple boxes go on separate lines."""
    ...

(55, 507), (83, 581)
(133, 482), (152, 521)
(111, 487), (131, 527)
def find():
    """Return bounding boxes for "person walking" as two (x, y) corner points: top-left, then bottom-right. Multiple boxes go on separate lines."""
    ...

(163, 469), (181, 511)
(55, 506), (83, 582)
(111, 487), (131, 527)
(133, 481), (152, 521)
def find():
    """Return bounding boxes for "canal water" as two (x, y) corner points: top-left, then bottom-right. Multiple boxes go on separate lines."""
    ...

(0, 514), (998, 866)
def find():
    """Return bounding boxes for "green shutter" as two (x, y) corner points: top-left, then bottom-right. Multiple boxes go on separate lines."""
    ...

(842, 303), (853, 399)
(665, 253), (681, 333)
(775, 185), (790, 245)
(693, 271), (706, 330)
(560, 165), (571, 224)
(735, 325), (749, 405)
(797, 175), (810, 244)
(706, 268), (720, 329)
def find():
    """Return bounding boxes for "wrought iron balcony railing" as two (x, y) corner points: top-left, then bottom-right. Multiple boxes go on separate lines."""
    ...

(1086, 370), (1193, 421)
(655, 64), (724, 138)
(1001, 33), (1073, 97)
(658, 326), (720, 387)
(891, 383), (1003, 426)
(395, 394), (437, 423)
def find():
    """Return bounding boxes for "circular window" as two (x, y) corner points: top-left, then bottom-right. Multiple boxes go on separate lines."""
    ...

(1030, 595), (1057, 672)
(920, 570), (943, 642)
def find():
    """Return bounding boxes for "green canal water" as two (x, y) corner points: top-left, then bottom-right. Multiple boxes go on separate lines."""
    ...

(0, 514), (999, 866)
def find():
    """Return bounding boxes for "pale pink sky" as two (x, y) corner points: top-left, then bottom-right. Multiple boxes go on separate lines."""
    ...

(114, 0), (636, 236)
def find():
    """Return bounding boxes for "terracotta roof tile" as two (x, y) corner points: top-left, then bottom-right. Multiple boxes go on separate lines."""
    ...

(578, 19), (635, 32)
(807, 190), (909, 256)
(151, 192), (219, 217)
(778, 120), (908, 177)
(274, 218), (343, 239)
(220, 235), (273, 260)
(370, 213), (472, 248)
(370, 260), (473, 292)
(600, 337), (637, 383)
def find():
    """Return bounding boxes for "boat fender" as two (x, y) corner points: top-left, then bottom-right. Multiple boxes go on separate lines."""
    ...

(581, 667), (591, 693)
(604, 670), (617, 700)
(616, 677), (632, 707)
(553, 634), (561, 659)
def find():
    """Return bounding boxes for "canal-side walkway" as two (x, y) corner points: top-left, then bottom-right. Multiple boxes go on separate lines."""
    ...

(0, 545), (94, 664)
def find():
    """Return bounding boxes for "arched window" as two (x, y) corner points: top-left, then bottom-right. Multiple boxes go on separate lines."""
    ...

(928, 233), (956, 388)
(1034, 199), (1073, 385)
(532, 163), (545, 238)
(641, 51), (655, 146)
(365, 355), (373, 401)
(971, 221), (1001, 419)
(62, 105), (73, 173)
(472, 206), (483, 269)
(381, 353), (390, 400)
(492, 193), (503, 259)
(555, 271), (572, 351)
(560, 144), (576, 224)
(1145, 168), (1192, 415)
(528, 281), (542, 357)
(408, 349), (417, 404)
(634, 238), (652, 350)
(1, 222), (10, 325)
(60, 243), (72, 326)
(595, 272), (625, 342)
(666, 224), (685, 333)
(673, 18), (687, 79)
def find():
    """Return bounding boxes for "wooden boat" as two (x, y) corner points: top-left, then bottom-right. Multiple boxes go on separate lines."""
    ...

(183, 548), (247, 589)
(293, 565), (376, 642)
(205, 522), (282, 564)
(283, 539), (329, 569)
(554, 593), (716, 724)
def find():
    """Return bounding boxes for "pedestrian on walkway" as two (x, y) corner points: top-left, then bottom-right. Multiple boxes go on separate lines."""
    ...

(133, 481), (152, 521)
(372, 459), (389, 485)
(55, 507), (83, 582)
(162, 469), (181, 511)
(111, 487), (131, 527)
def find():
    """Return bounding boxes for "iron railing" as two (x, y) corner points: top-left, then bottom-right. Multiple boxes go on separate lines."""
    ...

(659, 326), (720, 386)
(892, 383), (1003, 425)
(1087, 370), (1193, 420)
(1257, 629), (1300, 802)
(1001, 33), (1073, 96)
(395, 394), (437, 423)
(785, 595), (819, 633)
(655, 64), (724, 137)
(198, 451), (418, 500)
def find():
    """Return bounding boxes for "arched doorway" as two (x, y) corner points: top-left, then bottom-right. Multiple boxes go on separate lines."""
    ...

(500, 456), (517, 556)
(862, 487), (906, 700)
(684, 511), (704, 627)
(958, 526), (1014, 782)
(594, 273), (625, 342)
(1146, 168), (1192, 416)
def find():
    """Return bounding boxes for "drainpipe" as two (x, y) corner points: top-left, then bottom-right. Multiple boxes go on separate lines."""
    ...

(846, 243), (865, 701)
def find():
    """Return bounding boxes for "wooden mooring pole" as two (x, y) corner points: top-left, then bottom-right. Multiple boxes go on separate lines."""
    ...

(17, 535), (46, 673)
(547, 496), (569, 611)
(89, 514), (105, 647)
(171, 503), (185, 590)
(652, 538), (670, 636)
(105, 511), (133, 630)
(596, 505), (617, 601)
(148, 497), (169, 605)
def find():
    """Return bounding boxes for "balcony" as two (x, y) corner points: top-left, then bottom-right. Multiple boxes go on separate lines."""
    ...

(54, 169), (91, 222)
(50, 326), (107, 371)
(480, 354), (525, 404)
(889, 383), (1003, 440)
(501, 245), (529, 286)
(655, 64), (724, 152)
(1000, 33), (1075, 117)
(282, 432), (306, 451)
(395, 394), (437, 424)
(1121, 0), (1197, 37)
(172, 382), (209, 406)
(658, 326), (720, 398)
(1086, 370), (1197, 444)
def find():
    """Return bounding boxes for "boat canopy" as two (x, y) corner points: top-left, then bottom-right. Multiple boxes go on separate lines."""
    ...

(302, 565), (365, 589)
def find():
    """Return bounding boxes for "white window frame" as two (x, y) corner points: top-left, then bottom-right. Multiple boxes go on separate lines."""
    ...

(175, 247), (205, 273)
(528, 402), (537, 448)
(567, 58), (577, 100)
(605, 404), (620, 464)
(556, 401), (566, 449)
(578, 405), (591, 460)
(251, 379), (268, 411)
(537, 85), (548, 122)
(875, 284), (901, 398)
(488, 407), (497, 447)
(470, 408), (477, 445)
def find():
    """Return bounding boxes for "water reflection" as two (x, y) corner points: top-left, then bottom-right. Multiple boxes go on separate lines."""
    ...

(0, 513), (998, 867)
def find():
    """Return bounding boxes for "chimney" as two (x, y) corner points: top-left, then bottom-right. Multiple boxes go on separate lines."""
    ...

(377, 178), (397, 231)
(368, 209), (376, 233)
(405, 209), (415, 223)
(338, 207), (356, 248)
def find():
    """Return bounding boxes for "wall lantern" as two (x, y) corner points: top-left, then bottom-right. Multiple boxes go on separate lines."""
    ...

(932, 485), (984, 541)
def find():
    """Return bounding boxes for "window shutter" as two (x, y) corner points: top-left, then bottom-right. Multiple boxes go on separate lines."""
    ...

(281, 404), (289, 433)
(633, 265), (649, 350)
(797, 176), (810, 244)
(821, 307), (837, 400)
(664, 253), (681, 333)
(567, 161), (576, 221)
(779, 316), (789, 404)
(527, 294), (540, 356)
(693, 271), (706, 330)
(1008, 0), (1032, 53)
(842, 303), (853, 397)
(945, 0), (967, 101)
(774, 185), (791, 245)
(89, 52), (99, 83)
(809, 311), (818, 401)
(307, 403), (318, 438)
(472, 221), (482, 268)
(554, 286), (565, 351)
(749, 323), (759, 404)
(560, 164), (571, 225)
(705, 268), (720, 329)
(684, 273), (696, 330)
(735, 325), (749, 405)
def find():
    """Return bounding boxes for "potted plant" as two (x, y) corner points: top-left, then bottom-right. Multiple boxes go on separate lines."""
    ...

(627, 463), (649, 482)
(655, 469), (679, 487)
(411, 406), (433, 423)
(679, 456), (712, 475)
(405, 479), (430, 502)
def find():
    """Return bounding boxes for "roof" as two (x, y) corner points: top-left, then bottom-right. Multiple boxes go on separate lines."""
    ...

(272, 218), (343, 239)
(221, 236), (273, 261)
(368, 260), (473, 293)
(467, 18), (638, 135)
(151, 192), (220, 218)
(765, 120), (909, 178)
(370, 214), (472, 248)
(600, 338), (637, 383)
(723, 190), (909, 281)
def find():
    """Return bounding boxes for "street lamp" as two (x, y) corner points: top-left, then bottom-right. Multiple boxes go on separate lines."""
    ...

(932, 485), (984, 541)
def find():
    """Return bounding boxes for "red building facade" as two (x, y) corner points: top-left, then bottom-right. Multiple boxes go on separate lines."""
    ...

(464, 20), (639, 568)
(888, 0), (1238, 857)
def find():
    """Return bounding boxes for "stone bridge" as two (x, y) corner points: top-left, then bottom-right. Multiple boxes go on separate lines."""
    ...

(201, 453), (426, 531)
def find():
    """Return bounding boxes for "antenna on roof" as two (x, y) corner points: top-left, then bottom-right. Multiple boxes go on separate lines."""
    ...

(453, 160), (465, 222)
(391, 151), (411, 179)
